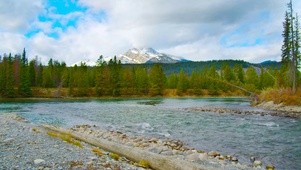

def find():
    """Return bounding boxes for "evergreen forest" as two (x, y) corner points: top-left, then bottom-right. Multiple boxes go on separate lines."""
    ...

(1, 48), (298, 98)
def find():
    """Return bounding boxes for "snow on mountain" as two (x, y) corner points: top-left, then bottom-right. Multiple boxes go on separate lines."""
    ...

(110, 47), (189, 64)
(71, 59), (96, 66)
(72, 48), (189, 66)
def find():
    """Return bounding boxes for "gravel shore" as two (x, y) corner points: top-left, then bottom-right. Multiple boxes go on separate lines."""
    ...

(0, 114), (144, 170)
(184, 105), (301, 118)
(0, 113), (269, 170)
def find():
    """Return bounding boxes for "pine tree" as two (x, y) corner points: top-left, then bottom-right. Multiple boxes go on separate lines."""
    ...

(29, 59), (36, 87)
(207, 64), (219, 95)
(167, 72), (178, 89)
(282, 11), (292, 66)
(149, 64), (166, 96)
(176, 68), (189, 96)
(135, 67), (149, 95)
(18, 48), (32, 97)
(121, 66), (134, 95)
(5, 53), (15, 97)
(281, 0), (301, 93)
(0, 55), (7, 95)
(245, 66), (259, 91)
(233, 64), (245, 84)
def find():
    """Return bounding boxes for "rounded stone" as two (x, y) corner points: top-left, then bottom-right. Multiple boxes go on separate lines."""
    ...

(208, 151), (220, 157)
(231, 157), (238, 162)
(254, 160), (262, 166)
(199, 153), (208, 160)
(266, 165), (275, 170)
(34, 159), (45, 165)
(218, 155), (225, 160)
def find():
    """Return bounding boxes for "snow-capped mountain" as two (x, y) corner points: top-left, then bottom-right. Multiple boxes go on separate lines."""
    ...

(72, 48), (189, 66)
(71, 59), (96, 66)
(115, 48), (189, 64)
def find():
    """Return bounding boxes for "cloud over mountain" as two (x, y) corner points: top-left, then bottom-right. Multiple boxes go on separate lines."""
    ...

(0, 0), (301, 65)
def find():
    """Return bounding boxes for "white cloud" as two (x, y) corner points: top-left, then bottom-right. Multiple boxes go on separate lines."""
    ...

(0, 32), (26, 54)
(0, 0), (44, 32)
(1, 0), (301, 65)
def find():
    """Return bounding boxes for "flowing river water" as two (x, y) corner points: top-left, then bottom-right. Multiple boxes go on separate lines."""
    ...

(0, 98), (300, 169)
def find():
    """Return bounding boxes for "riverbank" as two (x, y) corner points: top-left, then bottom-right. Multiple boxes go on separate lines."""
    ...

(0, 114), (143, 169)
(256, 101), (301, 114)
(0, 113), (270, 170)
(184, 104), (301, 118)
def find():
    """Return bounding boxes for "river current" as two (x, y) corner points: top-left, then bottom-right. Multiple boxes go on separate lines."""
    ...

(0, 98), (300, 169)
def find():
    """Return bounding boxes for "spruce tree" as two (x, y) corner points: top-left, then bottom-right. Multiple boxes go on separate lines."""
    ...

(149, 64), (166, 96)
(18, 48), (32, 97)
(5, 53), (15, 97)
(281, 0), (301, 93)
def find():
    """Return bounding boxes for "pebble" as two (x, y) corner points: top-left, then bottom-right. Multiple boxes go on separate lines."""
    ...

(34, 159), (45, 165)
(199, 153), (208, 160)
(266, 165), (275, 170)
(254, 160), (262, 166)
(232, 157), (238, 162)
(208, 151), (220, 157)
(0, 113), (267, 170)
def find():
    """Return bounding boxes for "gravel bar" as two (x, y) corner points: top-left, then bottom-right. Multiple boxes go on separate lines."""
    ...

(0, 113), (145, 170)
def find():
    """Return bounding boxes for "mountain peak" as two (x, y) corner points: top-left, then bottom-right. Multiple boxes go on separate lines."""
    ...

(117, 47), (189, 64)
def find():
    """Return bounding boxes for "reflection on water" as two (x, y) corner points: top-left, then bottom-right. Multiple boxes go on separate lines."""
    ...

(0, 98), (300, 169)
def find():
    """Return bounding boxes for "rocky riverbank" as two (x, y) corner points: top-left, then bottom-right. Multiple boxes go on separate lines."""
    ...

(256, 101), (301, 116)
(184, 105), (301, 118)
(0, 114), (146, 170)
(0, 113), (274, 170)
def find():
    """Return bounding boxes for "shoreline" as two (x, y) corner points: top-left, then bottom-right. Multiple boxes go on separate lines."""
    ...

(185, 105), (301, 118)
(0, 113), (269, 170)
(255, 101), (301, 114)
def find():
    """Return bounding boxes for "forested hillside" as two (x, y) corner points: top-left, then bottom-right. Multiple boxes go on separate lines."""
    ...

(1, 49), (294, 98)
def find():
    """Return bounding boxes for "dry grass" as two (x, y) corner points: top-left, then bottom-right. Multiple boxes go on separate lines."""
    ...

(91, 147), (103, 156)
(109, 153), (120, 160)
(138, 160), (150, 168)
(47, 131), (82, 147)
(259, 88), (301, 106)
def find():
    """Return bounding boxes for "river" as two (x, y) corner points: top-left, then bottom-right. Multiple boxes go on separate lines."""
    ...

(0, 98), (300, 169)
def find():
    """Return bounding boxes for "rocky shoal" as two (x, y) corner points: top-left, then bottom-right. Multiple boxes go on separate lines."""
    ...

(184, 106), (301, 118)
(69, 124), (274, 170)
(0, 113), (276, 170)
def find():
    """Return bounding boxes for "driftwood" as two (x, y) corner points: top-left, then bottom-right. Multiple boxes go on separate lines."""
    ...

(41, 124), (218, 170)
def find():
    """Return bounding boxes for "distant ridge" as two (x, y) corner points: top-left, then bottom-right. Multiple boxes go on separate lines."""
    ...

(113, 47), (189, 64)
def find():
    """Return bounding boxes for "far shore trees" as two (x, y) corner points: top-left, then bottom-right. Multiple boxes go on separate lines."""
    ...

(281, 0), (301, 93)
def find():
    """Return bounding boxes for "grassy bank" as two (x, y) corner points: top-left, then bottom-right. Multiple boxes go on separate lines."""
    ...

(258, 88), (301, 106)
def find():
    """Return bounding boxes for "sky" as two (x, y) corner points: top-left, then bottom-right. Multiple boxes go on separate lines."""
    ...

(1, 0), (301, 66)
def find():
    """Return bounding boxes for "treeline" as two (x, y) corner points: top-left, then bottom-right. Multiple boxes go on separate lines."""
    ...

(0, 49), (299, 98)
